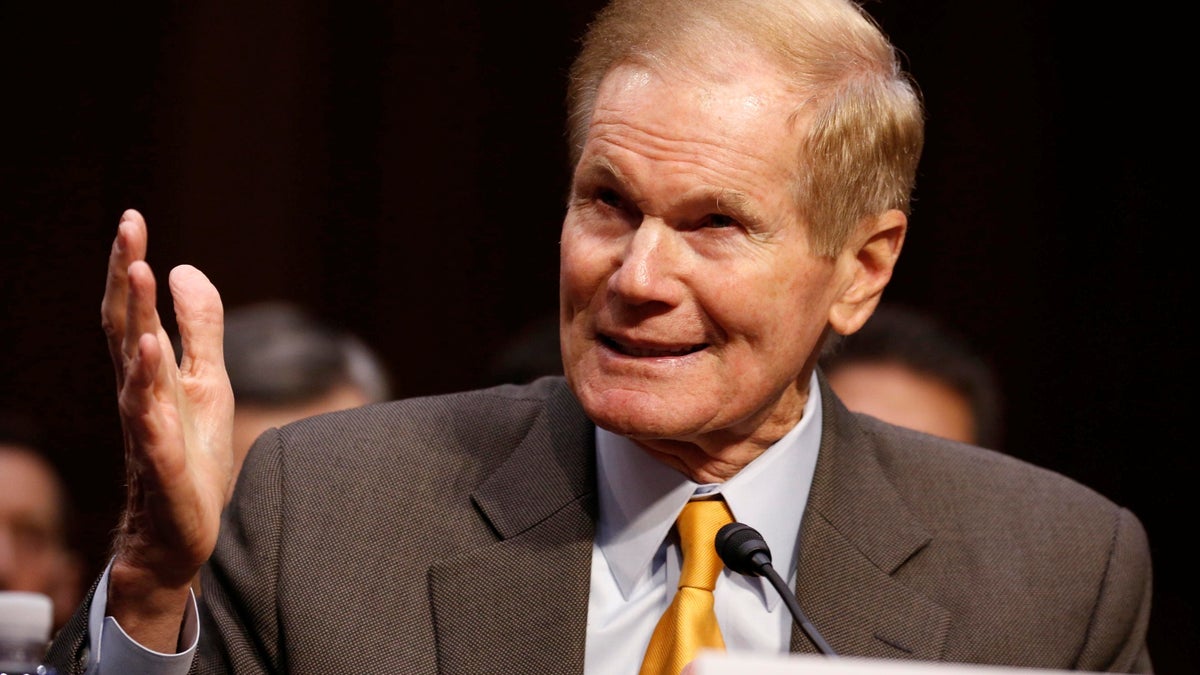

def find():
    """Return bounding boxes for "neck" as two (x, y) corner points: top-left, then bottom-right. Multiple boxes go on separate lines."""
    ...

(636, 438), (768, 483)
(623, 372), (817, 483)
(634, 407), (808, 483)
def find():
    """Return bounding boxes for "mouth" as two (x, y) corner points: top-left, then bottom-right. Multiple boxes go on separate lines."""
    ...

(599, 334), (708, 358)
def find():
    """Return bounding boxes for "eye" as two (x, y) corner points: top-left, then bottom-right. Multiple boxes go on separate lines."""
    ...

(10, 522), (53, 556)
(596, 187), (624, 210)
(701, 213), (739, 229)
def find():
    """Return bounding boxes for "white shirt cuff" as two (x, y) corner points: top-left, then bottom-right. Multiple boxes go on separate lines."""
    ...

(84, 559), (199, 675)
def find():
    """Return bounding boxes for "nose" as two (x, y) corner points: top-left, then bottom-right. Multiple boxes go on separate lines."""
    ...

(607, 218), (683, 306)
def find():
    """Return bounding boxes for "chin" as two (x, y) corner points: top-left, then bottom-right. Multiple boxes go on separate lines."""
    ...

(571, 376), (715, 441)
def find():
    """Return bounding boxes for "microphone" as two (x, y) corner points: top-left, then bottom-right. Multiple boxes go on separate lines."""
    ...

(715, 522), (838, 657)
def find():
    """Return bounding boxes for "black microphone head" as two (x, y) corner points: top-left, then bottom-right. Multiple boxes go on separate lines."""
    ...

(715, 522), (773, 577)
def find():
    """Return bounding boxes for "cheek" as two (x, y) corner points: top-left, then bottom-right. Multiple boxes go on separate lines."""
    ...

(715, 261), (833, 352)
(559, 223), (609, 304)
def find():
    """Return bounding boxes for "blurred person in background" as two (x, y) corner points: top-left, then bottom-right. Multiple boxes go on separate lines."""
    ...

(820, 303), (1004, 448)
(481, 312), (564, 387)
(219, 301), (394, 496)
(0, 411), (85, 634)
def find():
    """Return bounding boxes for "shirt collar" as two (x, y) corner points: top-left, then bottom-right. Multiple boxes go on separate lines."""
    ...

(594, 372), (823, 610)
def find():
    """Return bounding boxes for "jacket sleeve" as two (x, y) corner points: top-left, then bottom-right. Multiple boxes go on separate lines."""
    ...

(1075, 507), (1154, 673)
(45, 574), (99, 674)
(192, 427), (288, 675)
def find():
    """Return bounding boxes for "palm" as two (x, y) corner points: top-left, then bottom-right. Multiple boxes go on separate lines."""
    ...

(103, 210), (234, 586)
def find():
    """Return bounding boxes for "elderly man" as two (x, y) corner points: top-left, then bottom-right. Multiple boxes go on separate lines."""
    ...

(48, 0), (1152, 673)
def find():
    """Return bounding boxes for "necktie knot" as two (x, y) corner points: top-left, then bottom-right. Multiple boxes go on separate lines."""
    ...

(676, 498), (734, 591)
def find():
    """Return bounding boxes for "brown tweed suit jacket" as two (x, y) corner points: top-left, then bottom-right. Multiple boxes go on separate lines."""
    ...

(48, 374), (1152, 673)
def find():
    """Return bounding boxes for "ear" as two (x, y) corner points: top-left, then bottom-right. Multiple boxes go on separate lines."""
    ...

(828, 209), (906, 335)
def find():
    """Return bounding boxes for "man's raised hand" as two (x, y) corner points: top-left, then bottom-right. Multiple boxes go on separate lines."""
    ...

(100, 209), (235, 652)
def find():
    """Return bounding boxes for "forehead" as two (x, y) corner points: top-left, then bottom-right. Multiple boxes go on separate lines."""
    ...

(600, 56), (787, 120)
(584, 54), (806, 184)
(0, 446), (62, 520)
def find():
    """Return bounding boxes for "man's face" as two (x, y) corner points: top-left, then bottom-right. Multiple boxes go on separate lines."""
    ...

(0, 445), (81, 628)
(560, 54), (849, 449)
(827, 362), (977, 445)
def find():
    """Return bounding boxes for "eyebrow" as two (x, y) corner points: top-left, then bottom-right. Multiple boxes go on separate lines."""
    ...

(574, 155), (625, 186)
(574, 155), (766, 225)
(711, 188), (754, 218)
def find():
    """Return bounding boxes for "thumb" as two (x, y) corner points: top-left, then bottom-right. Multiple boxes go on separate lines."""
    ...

(169, 264), (225, 375)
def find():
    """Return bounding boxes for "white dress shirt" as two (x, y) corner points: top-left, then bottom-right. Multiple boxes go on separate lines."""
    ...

(84, 564), (197, 675)
(86, 373), (823, 674)
(584, 372), (822, 673)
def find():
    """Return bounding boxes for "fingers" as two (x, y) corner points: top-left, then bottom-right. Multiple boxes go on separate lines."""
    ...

(119, 262), (179, 450)
(125, 260), (168, 366)
(121, 332), (165, 425)
(101, 210), (150, 381)
(117, 330), (173, 477)
(170, 265), (226, 376)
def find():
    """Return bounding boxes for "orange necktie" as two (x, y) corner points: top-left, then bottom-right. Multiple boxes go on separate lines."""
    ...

(639, 498), (735, 675)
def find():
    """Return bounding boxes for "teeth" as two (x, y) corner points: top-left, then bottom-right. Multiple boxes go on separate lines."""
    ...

(614, 341), (700, 357)
(599, 334), (704, 357)
(622, 344), (698, 357)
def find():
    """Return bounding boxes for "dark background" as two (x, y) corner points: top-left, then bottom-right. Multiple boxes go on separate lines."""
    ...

(1, 2), (1190, 671)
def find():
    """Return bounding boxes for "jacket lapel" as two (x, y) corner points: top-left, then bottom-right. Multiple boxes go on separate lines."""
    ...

(427, 374), (953, 670)
(429, 382), (597, 674)
(790, 374), (951, 659)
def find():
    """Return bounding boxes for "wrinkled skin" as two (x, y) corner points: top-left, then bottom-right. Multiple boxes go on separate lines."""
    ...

(100, 210), (235, 652)
(559, 54), (905, 483)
